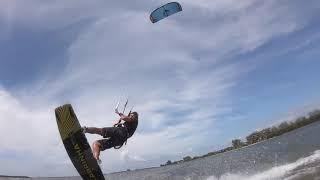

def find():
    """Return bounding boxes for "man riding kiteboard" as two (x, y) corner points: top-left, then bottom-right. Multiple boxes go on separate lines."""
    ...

(82, 101), (138, 163)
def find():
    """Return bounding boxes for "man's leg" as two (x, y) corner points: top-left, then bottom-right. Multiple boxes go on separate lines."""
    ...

(92, 138), (114, 163)
(84, 127), (104, 136)
(92, 141), (102, 162)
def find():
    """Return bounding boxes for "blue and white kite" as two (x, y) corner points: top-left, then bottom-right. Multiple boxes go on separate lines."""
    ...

(150, 2), (182, 23)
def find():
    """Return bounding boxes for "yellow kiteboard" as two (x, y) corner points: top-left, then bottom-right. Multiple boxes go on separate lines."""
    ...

(55, 104), (105, 180)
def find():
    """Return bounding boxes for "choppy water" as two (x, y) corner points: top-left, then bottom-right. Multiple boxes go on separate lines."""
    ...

(3, 121), (320, 180)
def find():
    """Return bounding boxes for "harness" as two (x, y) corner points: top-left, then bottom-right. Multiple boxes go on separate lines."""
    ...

(113, 123), (130, 149)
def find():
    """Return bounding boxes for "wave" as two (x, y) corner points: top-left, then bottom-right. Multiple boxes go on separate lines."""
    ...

(206, 150), (320, 180)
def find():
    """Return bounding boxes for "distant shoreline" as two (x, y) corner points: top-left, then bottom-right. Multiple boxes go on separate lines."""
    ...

(0, 175), (30, 178)
(161, 109), (320, 167)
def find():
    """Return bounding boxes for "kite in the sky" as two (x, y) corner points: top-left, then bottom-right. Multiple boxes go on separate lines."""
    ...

(150, 2), (182, 23)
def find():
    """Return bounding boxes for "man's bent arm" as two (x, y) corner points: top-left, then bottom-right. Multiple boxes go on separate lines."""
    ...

(118, 113), (134, 122)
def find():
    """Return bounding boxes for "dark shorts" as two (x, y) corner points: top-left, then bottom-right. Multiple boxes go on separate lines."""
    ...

(97, 127), (127, 151)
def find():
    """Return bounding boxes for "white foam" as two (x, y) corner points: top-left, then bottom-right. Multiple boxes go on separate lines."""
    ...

(206, 150), (320, 180)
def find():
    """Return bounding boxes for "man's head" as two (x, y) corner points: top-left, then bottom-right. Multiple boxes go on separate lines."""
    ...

(129, 112), (138, 121)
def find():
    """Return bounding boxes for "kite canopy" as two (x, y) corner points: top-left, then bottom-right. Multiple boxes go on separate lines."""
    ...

(150, 2), (182, 23)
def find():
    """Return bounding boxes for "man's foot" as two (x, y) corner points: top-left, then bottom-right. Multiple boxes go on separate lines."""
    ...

(82, 126), (87, 134)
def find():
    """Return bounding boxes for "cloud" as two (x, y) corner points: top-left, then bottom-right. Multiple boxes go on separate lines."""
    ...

(0, 89), (56, 150)
(120, 149), (146, 162)
(0, 88), (72, 176)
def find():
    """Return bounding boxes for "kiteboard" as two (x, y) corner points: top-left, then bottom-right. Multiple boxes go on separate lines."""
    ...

(55, 104), (105, 180)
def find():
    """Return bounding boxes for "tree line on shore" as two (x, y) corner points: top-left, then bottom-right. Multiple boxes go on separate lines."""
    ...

(0, 175), (30, 178)
(161, 109), (320, 167)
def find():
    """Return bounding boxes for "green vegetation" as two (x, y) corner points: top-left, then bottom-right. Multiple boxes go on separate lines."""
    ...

(161, 109), (320, 166)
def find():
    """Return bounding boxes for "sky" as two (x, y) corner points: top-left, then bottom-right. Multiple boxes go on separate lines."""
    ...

(0, 0), (320, 177)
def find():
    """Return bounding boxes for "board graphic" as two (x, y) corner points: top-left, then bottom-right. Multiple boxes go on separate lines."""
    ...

(55, 104), (105, 180)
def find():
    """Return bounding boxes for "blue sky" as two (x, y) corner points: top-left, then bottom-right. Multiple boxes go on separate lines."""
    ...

(0, 0), (320, 177)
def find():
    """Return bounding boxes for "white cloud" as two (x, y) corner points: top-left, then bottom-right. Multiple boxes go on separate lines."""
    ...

(0, 89), (55, 150)
(120, 149), (146, 162)
(0, 88), (72, 176)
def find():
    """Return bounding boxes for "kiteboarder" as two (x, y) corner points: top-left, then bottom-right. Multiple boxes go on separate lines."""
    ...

(82, 106), (138, 163)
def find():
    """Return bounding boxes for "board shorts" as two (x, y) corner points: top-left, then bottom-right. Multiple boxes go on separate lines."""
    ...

(97, 127), (127, 151)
